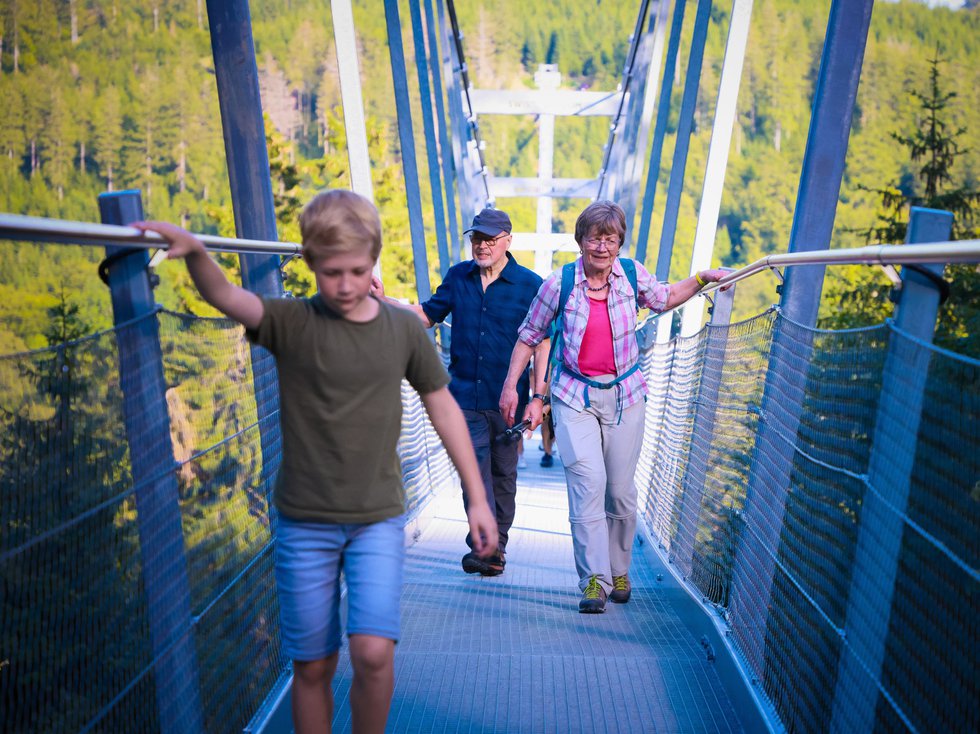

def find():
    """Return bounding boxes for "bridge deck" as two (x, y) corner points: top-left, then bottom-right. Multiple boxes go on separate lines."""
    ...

(329, 438), (762, 733)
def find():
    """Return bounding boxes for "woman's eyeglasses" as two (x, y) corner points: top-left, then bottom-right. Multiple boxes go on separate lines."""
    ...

(584, 236), (620, 250)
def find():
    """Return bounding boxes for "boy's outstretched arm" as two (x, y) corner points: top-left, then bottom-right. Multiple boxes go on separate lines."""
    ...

(134, 221), (264, 331)
(420, 387), (499, 557)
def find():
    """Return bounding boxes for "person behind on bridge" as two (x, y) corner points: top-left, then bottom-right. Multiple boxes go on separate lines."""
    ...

(372, 207), (547, 577)
(134, 190), (497, 734)
(499, 200), (728, 614)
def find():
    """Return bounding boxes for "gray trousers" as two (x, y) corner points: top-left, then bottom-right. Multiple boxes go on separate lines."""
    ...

(553, 387), (645, 594)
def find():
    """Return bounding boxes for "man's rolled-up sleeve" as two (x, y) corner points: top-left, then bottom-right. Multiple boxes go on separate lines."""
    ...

(517, 275), (560, 346)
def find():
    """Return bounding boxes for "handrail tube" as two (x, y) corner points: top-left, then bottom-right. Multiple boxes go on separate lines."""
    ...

(636, 239), (980, 329)
(0, 214), (302, 256)
(704, 240), (980, 292)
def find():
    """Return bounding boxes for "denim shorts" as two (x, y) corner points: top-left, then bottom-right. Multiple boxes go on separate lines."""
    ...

(274, 513), (406, 661)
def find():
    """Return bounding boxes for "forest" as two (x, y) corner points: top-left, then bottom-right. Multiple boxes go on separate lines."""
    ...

(1, 3), (977, 731)
(0, 0), (977, 352)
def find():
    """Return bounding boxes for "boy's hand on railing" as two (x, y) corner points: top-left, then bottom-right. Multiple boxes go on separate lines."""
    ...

(133, 221), (206, 260)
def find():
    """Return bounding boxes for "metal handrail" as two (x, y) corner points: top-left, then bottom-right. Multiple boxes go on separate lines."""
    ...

(700, 239), (980, 294)
(0, 213), (302, 256)
(632, 238), (980, 329)
(2, 211), (978, 279)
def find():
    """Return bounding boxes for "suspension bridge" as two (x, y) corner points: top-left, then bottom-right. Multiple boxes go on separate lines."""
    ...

(1, 1), (977, 733)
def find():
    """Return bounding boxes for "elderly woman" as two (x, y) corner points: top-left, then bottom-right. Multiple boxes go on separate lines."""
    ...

(499, 201), (727, 613)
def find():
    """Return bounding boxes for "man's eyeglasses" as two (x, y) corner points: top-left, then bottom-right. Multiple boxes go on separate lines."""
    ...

(470, 233), (509, 246)
(584, 236), (621, 250)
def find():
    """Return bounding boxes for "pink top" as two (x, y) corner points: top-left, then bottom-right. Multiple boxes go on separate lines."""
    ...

(518, 258), (669, 412)
(577, 296), (617, 376)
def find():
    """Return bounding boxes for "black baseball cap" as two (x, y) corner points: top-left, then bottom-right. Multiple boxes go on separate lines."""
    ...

(463, 208), (512, 238)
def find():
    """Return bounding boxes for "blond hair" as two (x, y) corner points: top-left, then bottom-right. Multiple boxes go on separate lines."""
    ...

(299, 189), (382, 265)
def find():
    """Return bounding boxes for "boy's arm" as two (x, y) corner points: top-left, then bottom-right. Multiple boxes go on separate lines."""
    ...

(370, 276), (434, 328)
(135, 221), (264, 330)
(420, 387), (499, 557)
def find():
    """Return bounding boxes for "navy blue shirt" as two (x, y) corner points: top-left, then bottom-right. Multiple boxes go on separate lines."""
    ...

(422, 252), (543, 412)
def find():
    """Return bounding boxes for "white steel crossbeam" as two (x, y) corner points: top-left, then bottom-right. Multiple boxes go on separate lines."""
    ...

(468, 89), (623, 117)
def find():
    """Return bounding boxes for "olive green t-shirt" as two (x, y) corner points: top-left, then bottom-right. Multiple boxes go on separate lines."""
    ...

(247, 296), (450, 523)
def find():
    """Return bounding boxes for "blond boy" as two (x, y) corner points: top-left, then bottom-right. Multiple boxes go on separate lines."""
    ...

(137, 190), (497, 734)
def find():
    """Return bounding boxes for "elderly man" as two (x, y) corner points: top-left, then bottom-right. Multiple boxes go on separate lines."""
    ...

(373, 208), (544, 576)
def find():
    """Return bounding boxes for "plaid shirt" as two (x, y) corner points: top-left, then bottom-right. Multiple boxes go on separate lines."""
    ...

(518, 257), (669, 412)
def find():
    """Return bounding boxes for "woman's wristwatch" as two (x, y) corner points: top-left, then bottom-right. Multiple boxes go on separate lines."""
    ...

(532, 393), (550, 406)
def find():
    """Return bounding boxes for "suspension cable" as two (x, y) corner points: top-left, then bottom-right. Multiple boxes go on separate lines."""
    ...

(596, 0), (654, 198)
(445, 0), (493, 206)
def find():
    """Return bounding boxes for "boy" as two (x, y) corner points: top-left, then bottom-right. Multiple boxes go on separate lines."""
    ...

(136, 189), (497, 734)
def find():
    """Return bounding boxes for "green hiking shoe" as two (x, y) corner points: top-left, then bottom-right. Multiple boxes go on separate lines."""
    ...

(578, 575), (607, 613)
(610, 574), (632, 604)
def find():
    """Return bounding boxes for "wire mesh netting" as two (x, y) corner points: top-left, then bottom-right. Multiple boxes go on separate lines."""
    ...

(636, 309), (979, 734)
(1, 309), (455, 733)
(3, 294), (977, 733)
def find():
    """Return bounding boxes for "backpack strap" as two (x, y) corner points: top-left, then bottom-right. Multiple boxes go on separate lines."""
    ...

(620, 257), (639, 313)
(545, 262), (577, 383)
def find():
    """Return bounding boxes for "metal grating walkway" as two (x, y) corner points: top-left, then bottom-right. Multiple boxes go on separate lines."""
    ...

(329, 438), (765, 733)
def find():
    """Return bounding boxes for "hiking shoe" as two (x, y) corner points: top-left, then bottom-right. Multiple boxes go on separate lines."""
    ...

(461, 551), (505, 577)
(578, 575), (607, 613)
(540, 453), (554, 468)
(610, 575), (632, 604)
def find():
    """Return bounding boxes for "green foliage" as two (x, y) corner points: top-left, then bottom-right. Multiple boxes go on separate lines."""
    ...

(0, 0), (975, 346)
(821, 51), (980, 356)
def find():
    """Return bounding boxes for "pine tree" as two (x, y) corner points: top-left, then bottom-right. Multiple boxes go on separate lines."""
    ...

(822, 52), (979, 356)
(92, 85), (122, 192)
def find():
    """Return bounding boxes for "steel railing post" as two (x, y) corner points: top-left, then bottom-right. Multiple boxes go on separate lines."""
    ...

(830, 207), (953, 732)
(98, 189), (204, 734)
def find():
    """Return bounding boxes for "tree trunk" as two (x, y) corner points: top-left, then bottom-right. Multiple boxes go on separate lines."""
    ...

(178, 140), (186, 193)
(70, 0), (79, 44)
(79, 140), (86, 173)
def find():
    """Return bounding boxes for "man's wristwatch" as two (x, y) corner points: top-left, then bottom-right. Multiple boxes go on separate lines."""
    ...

(532, 393), (550, 406)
